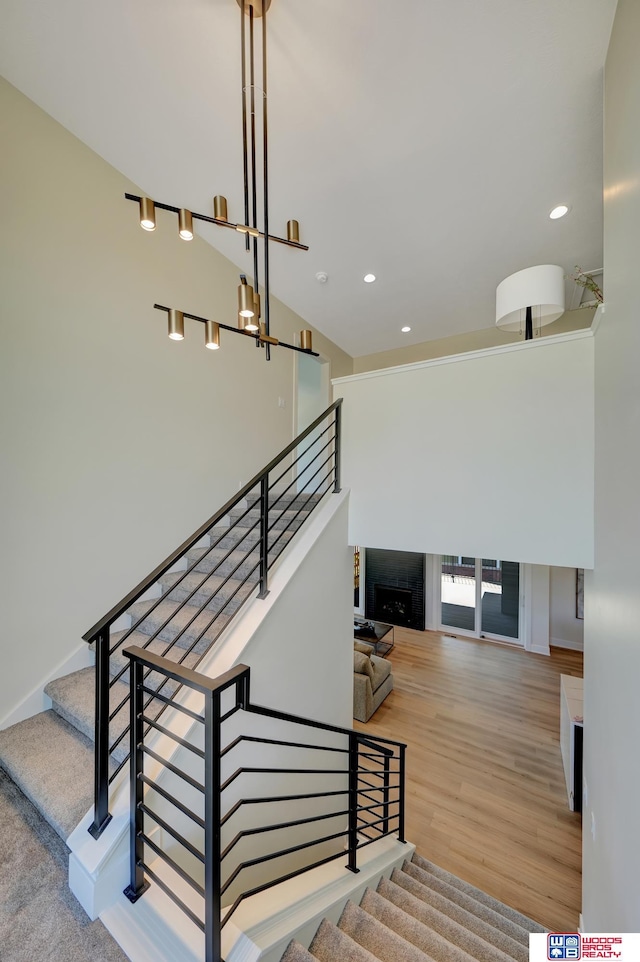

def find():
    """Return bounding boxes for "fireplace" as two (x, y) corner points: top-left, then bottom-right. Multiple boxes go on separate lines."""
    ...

(364, 548), (425, 630)
(374, 585), (413, 627)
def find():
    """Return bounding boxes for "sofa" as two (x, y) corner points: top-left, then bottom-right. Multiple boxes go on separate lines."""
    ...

(353, 642), (394, 722)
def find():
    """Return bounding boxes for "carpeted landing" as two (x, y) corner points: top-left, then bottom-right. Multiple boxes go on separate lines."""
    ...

(281, 852), (546, 962)
(0, 768), (128, 962)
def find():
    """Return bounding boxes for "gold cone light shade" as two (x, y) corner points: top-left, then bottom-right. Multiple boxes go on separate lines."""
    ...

(287, 220), (300, 244)
(178, 209), (193, 241)
(168, 309), (185, 340)
(205, 320), (220, 349)
(244, 291), (260, 332)
(300, 330), (313, 351)
(214, 195), (228, 222)
(238, 282), (256, 317)
(139, 197), (156, 231)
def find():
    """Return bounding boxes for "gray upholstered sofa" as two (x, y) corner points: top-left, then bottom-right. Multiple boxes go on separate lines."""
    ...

(353, 643), (394, 722)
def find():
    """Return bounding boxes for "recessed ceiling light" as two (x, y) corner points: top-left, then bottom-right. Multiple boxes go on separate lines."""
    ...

(363, 273), (376, 283)
(401, 326), (411, 333)
(549, 205), (569, 220)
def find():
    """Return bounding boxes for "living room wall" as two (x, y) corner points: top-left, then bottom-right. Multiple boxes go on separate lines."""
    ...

(335, 333), (594, 570)
(0, 78), (352, 724)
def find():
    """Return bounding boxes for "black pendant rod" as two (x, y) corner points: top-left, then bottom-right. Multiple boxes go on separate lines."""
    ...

(525, 305), (533, 340)
(249, 5), (260, 302)
(240, 0), (250, 252)
(262, 0), (271, 360)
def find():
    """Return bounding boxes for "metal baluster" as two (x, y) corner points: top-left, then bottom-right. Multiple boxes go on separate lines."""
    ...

(382, 753), (391, 835)
(346, 733), (360, 873)
(89, 628), (113, 838)
(258, 473), (269, 598)
(398, 744), (406, 843)
(124, 654), (149, 902)
(204, 689), (222, 962)
(333, 404), (342, 493)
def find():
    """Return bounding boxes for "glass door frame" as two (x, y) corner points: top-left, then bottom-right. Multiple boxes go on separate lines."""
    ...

(437, 555), (524, 646)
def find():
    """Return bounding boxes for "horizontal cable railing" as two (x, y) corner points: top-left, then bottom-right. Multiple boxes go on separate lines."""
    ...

(122, 648), (406, 962)
(83, 400), (343, 838)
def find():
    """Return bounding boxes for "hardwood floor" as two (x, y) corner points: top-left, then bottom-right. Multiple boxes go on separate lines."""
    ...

(355, 628), (583, 932)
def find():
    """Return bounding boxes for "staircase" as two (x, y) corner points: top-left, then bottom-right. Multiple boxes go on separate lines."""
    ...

(0, 489), (320, 843)
(281, 853), (546, 962)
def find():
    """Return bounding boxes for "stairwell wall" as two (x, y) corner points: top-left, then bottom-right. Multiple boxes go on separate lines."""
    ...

(0, 78), (352, 725)
(583, 0), (640, 931)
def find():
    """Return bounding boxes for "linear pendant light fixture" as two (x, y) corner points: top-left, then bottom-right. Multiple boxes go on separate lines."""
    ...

(126, 0), (315, 360)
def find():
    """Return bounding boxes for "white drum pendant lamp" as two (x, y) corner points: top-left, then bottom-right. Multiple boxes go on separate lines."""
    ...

(496, 264), (565, 340)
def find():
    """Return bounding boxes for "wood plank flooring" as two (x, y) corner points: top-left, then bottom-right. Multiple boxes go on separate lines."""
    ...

(355, 628), (583, 931)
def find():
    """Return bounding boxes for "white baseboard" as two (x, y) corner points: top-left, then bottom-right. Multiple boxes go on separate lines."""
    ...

(0, 642), (93, 730)
(550, 636), (584, 652)
(528, 642), (551, 656)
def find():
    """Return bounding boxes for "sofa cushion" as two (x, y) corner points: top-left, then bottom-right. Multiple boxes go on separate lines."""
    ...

(354, 641), (373, 656)
(354, 650), (374, 680)
(370, 655), (392, 692)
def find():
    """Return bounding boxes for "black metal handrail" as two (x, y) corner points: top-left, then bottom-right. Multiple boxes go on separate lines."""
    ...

(122, 648), (406, 962)
(83, 400), (343, 838)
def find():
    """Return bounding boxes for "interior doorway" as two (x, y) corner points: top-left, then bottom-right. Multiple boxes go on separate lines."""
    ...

(294, 352), (330, 492)
(439, 556), (522, 644)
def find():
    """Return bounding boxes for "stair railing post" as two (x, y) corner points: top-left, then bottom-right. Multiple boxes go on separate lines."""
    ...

(204, 689), (223, 962)
(398, 743), (406, 844)
(382, 753), (391, 835)
(89, 628), (113, 838)
(346, 732), (360, 874)
(333, 403), (342, 494)
(258, 473), (270, 599)
(124, 653), (150, 902)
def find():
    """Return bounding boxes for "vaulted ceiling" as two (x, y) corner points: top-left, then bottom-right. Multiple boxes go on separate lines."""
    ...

(0, 0), (616, 357)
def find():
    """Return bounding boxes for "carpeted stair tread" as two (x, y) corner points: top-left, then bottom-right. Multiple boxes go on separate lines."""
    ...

(388, 872), (528, 962)
(360, 888), (479, 962)
(402, 861), (531, 946)
(45, 667), (131, 764)
(338, 899), (435, 962)
(108, 633), (201, 683)
(410, 854), (545, 934)
(309, 917), (379, 962)
(228, 506), (311, 531)
(0, 710), (97, 840)
(183, 543), (262, 580)
(158, 569), (259, 608)
(126, 597), (235, 649)
(186, 525), (295, 565)
(280, 940), (316, 962)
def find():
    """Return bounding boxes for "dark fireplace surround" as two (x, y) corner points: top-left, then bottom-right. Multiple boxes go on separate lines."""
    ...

(364, 548), (425, 631)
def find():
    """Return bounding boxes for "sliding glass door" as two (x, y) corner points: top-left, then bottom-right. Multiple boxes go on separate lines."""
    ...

(440, 556), (476, 632)
(440, 556), (521, 643)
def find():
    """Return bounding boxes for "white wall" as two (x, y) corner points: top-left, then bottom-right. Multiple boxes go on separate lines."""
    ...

(0, 78), (352, 724)
(549, 567), (584, 650)
(334, 333), (594, 569)
(582, 0), (640, 931)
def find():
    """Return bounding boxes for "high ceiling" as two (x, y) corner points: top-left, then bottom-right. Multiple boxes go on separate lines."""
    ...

(0, 0), (616, 357)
